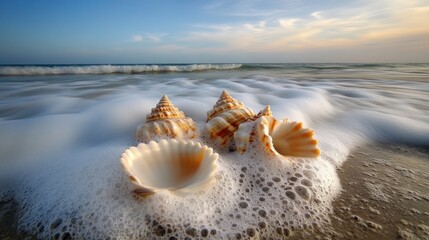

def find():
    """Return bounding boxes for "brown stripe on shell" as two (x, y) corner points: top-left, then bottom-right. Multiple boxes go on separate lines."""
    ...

(129, 175), (138, 182)
(132, 188), (155, 198)
(207, 90), (246, 122)
(207, 108), (255, 144)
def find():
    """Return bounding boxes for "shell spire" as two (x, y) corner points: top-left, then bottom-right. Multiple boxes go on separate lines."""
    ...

(220, 90), (229, 98)
(160, 94), (170, 102)
(206, 90), (249, 122)
(248, 105), (272, 121)
(146, 95), (185, 122)
(136, 95), (197, 143)
(157, 95), (172, 108)
(206, 90), (255, 146)
(257, 105), (272, 117)
(220, 90), (231, 100)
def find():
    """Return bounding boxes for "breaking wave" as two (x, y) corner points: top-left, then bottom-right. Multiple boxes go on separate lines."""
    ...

(0, 64), (242, 75)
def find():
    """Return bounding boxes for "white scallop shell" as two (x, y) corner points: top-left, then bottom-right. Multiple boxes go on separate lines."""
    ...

(234, 106), (320, 158)
(206, 90), (254, 146)
(120, 139), (218, 197)
(136, 95), (197, 143)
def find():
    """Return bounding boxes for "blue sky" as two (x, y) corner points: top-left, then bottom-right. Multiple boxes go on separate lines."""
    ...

(1, 0), (428, 64)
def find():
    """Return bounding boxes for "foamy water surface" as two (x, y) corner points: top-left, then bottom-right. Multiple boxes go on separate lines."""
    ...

(0, 64), (428, 238)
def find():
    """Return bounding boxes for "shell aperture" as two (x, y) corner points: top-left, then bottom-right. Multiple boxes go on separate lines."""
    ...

(121, 139), (219, 196)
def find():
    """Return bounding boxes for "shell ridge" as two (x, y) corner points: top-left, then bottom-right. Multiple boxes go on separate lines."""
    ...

(234, 112), (320, 158)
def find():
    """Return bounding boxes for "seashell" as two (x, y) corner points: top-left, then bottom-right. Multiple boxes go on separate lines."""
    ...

(234, 105), (320, 158)
(206, 90), (255, 145)
(120, 139), (219, 197)
(249, 104), (273, 121)
(136, 95), (197, 143)
(234, 105), (272, 152)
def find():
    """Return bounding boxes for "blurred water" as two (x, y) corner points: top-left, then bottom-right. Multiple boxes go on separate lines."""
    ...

(0, 64), (428, 238)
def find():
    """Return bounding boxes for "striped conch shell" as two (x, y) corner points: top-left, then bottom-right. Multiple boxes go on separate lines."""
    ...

(206, 90), (255, 146)
(234, 105), (320, 158)
(121, 139), (218, 197)
(136, 95), (197, 143)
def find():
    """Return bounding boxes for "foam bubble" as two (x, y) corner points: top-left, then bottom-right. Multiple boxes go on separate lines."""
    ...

(10, 138), (341, 239)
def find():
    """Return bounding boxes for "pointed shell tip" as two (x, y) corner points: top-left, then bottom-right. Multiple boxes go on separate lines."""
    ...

(160, 95), (170, 102)
(220, 90), (231, 98)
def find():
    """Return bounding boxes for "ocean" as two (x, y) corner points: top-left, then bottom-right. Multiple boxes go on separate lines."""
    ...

(0, 63), (428, 239)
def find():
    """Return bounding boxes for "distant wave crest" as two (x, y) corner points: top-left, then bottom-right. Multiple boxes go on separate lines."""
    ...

(0, 64), (242, 75)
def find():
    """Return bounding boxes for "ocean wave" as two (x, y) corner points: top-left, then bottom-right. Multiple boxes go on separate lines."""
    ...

(0, 64), (242, 75)
(2, 63), (429, 76)
(240, 63), (429, 71)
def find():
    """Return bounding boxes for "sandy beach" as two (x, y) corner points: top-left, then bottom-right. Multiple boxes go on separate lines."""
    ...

(291, 144), (429, 240)
(329, 144), (429, 239)
(2, 143), (428, 239)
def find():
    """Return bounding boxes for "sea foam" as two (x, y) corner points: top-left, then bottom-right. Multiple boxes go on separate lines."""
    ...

(0, 71), (428, 238)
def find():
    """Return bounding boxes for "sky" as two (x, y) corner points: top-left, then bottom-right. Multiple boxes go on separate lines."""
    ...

(1, 0), (429, 64)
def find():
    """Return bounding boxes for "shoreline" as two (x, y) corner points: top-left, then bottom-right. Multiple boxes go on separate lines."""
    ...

(1, 143), (428, 239)
(297, 143), (429, 239)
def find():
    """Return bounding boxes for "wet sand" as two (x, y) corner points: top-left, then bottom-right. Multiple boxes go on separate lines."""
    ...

(300, 144), (429, 240)
(1, 144), (428, 239)
(0, 195), (18, 239)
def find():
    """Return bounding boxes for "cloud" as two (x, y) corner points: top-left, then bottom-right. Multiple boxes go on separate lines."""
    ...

(278, 18), (299, 29)
(311, 12), (322, 20)
(129, 33), (166, 43)
(244, 21), (266, 32)
(182, 0), (429, 57)
(131, 35), (143, 42)
(146, 34), (161, 43)
(121, 0), (429, 62)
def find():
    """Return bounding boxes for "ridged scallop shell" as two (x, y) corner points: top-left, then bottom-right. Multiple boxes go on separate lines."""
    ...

(206, 90), (255, 145)
(120, 139), (219, 197)
(136, 95), (197, 143)
(234, 106), (320, 158)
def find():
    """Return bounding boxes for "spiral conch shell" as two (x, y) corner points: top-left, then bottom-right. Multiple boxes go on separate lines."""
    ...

(121, 139), (219, 197)
(234, 105), (321, 158)
(136, 95), (197, 143)
(206, 90), (255, 146)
